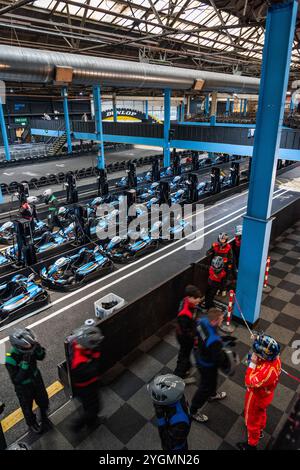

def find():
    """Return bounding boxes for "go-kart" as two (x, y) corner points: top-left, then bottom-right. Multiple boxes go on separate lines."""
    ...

(40, 246), (114, 291)
(0, 220), (48, 245)
(171, 188), (186, 204)
(0, 274), (49, 326)
(5, 223), (75, 262)
(103, 230), (159, 263)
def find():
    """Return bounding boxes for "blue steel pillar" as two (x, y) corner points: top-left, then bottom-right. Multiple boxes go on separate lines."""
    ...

(163, 88), (171, 167)
(240, 99), (243, 113)
(235, 0), (298, 325)
(243, 98), (248, 116)
(0, 185), (3, 204)
(93, 85), (105, 169)
(0, 96), (10, 161)
(61, 87), (72, 154)
(113, 93), (117, 122)
(225, 98), (230, 116)
(179, 101), (185, 122)
(145, 100), (149, 120)
(230, 100), (234, 114)
(204, 95), (210, 115)
(290, 97), (294, 114)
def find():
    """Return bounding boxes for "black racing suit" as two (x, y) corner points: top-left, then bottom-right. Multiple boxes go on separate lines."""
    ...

(174, 298), (197, 378)
(5, 345), (49, 427)
(154, 397), (191, 451)
(190, 317), (228, 414)
(70, 341), (102, 427)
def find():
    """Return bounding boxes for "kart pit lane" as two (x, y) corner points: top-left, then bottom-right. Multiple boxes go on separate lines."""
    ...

(0, 165), (298, 445)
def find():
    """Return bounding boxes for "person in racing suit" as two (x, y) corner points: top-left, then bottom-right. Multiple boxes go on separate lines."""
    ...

(174, 285), (203, 381)
(69, 324), (104, 430)
(204, 256), (227, 309)
(190, 309), (232, 424)
(207, 232), (233, 277)
(43, 189), (62, 231)
(148, 374), (191, 451)
(232, 225), (242, 273)
(237, 334), (281, 450)
(5, 328), (49, 434)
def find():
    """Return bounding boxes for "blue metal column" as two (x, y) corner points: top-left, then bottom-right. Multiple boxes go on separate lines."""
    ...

(243, 98), (248, 116)
(163, 88), (171, 167)
(113, 93), (117, 122)
(230, 100), (234, 114)
(225, 98), (230, 116)
(0, 185), (3, 204)
(204, 95), (210, 115)
(235, 0), (298, 325)
(179, 101), (185, 122)
(93, 85), (105, 169)
(290, 97), (294, 113)
(0, 96), (10, 161)
(61, 87), (72, 154)
(239, 99), (243, 113)
(145, 100), (149, 120)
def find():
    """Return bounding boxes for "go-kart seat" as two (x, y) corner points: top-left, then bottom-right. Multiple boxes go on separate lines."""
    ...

(0, 281), (26, 301)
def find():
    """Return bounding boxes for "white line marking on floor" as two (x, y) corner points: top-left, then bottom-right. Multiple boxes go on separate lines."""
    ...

(0, 188), (289, 341)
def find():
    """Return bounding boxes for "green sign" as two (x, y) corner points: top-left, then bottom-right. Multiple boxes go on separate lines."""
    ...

(14, 117), (28, 125)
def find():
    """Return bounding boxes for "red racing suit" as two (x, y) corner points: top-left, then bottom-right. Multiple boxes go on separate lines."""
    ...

(208, 242), (233, 271)
(244, 356), (281, 446)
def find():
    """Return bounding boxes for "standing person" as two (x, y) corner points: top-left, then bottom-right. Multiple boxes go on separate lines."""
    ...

(204, 256), (227, 310)
(43, 189), (61, 230)
(232, 225), (242, 272)
(69, 324), (104, 430)
(207, 232), (233, 275)
(237, 334), (281, 451)
(174, 285), (202, 382)
(148, 374), (191, 452)
(81, 113), (88, 122)
(190, 309), (230, 423)
(5, 328), (49, 434)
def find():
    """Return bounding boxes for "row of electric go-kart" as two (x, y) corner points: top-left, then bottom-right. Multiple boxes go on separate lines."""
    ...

(0, 157), (245, 326)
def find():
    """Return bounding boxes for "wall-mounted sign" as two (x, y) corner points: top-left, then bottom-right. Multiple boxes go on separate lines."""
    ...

(102, 108), (159, 123)
(14, 117), (28, 126)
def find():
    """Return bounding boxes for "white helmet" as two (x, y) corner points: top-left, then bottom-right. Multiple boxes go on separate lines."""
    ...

(27, 196), (38, 204)
(43, 189), (53, 197)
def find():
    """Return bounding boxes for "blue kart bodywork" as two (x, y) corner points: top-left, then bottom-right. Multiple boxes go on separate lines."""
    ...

(40, 246), (113, 290)
(0, 274), (49, 326)
(0, 220), (48, 245)
(103, 232), (159, 263)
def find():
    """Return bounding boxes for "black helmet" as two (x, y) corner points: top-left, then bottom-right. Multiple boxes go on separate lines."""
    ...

(72, 325), (104, 350)
(211, 256), (224, 272)
(9, 328), (37, 353)
(147, 374), (185, 405)
(218, 232), (228, 244)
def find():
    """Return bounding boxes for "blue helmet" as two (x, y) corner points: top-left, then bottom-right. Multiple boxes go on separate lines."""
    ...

(253, 334), (280, 361)
(211, 256), (224, 272)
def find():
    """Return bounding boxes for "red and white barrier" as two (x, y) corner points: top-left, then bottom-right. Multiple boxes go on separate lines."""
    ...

(263, 256), (272, 293)
(219, 289), (235, 333)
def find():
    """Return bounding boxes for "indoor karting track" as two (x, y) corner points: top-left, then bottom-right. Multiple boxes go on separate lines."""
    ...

(0, 146), (161, 186)
(0, 164), (299, 445)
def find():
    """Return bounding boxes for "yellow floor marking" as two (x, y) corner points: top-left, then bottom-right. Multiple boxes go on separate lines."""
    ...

(0, 380), (64, 433)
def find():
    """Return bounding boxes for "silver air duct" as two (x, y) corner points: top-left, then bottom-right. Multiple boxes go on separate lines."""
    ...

(0, 45), (260, 93)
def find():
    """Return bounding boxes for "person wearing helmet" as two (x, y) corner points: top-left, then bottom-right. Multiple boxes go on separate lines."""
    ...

(5, 328), (49, 434)
(174, 285), (203, 383)
(232, 225), (242, 272)
(190, 309), (229, 424)
(204, 256), (227, 310)
(147, 374), (191, 451)
(69, 324), (104, 430)
(207, 232), (233, 276)
(43, 189), (61, 230)
(237, 334), (281, 451)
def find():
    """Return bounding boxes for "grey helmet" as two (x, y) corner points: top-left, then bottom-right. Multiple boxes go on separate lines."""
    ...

(147, 374), (185, 406)
(9, 328), (37, 352)
(218, 232), (229, 244)
(211, 256), (224, 272)
(72, 325), (104, 350)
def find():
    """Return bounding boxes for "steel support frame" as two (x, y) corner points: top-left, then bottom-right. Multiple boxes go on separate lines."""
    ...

(234, 0), (298, 325)
(226, 98), (230, 116)
(113, 93), (117, 123)
(93, 85), (105, 169)
(204, 95), (210, 115)
(61, 86), (72, 154)
(0, 96), (10, 161)
(243, 98), (248, 116)
(163, 88), (171, 167)
(145, 100), (149, 120)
